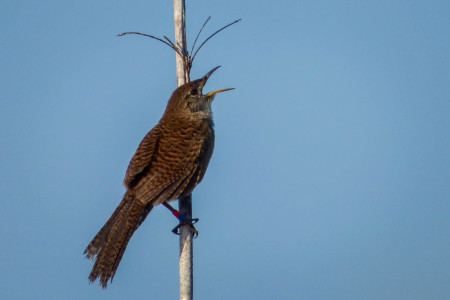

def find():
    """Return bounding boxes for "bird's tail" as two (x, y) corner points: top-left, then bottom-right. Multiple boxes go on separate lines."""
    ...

(84, 191), (152, 288)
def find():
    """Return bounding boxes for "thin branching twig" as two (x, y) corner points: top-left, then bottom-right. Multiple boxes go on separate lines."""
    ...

(190, 16), (211, 56)
(117, 18), (241, 79)
(117, 32), (176, 51)
(191, 18), (242, 65)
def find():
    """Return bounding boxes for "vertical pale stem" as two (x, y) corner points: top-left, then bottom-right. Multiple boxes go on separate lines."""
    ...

(174, 1), (193, 300)
(178, 194), (193, 300)
(174, 0), (188, 86)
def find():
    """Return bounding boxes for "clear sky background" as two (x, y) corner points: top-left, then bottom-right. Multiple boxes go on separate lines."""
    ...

(1, 1), (449, 299)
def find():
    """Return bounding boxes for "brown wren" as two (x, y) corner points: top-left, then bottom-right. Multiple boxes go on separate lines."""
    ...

(84, 66), (233, 288)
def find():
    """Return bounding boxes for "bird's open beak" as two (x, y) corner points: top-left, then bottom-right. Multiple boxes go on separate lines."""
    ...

(205, 88), (235, 97)
(202, 66), (234, 98)
(202, 66), (221, 82)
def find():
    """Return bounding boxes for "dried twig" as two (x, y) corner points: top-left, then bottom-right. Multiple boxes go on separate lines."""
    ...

(117, 18), (241, 83)
(190, 16), (211, 56)
(191, 18), (242, 65)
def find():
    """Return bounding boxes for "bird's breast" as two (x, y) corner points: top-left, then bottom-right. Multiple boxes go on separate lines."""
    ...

(158, 118), (214, 163)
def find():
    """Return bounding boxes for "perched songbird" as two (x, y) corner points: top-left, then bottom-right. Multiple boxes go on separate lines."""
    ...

(84, 66), (233, 288)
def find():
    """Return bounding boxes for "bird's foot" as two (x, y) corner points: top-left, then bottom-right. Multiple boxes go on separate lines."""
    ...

(171, 218), (199, 238)
(162, 201), (199, 237)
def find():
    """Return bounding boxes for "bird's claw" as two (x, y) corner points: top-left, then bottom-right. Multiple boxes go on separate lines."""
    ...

(171, 218), (199, 238)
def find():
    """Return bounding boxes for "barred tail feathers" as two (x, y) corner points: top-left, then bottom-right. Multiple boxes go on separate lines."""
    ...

(84, 192), (152, 288)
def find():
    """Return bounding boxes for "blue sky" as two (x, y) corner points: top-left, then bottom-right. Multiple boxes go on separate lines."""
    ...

(1, 1), (449, 299)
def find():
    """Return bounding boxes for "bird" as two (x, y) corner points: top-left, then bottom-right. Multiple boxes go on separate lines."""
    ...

(84, 66), (233, 288)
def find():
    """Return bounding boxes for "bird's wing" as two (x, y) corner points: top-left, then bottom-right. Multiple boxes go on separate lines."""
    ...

(133, 163), (200, 206)
(123, 125), (161, 187)
(130, 126), (209, 205)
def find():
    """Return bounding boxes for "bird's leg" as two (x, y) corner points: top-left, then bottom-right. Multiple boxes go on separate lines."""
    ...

(162, 201), (185, 221)
(162, 201), (199, 237)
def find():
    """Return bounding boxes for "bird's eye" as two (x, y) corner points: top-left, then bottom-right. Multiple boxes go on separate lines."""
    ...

(190, 89), (198, 96)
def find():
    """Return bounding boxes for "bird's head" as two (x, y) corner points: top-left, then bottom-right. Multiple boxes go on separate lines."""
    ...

(164, 66), (234, 120)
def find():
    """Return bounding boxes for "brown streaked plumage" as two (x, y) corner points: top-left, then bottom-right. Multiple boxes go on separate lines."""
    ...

(84, 66), (233, 288)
